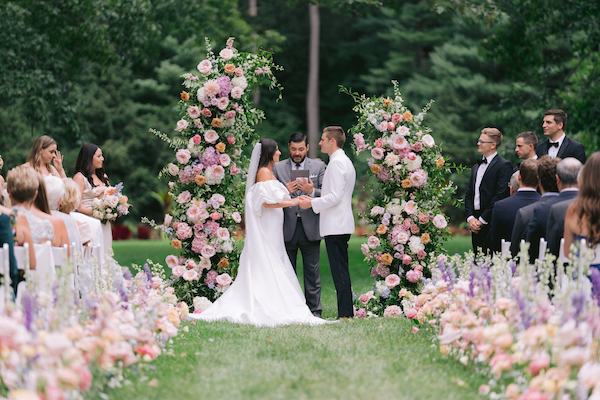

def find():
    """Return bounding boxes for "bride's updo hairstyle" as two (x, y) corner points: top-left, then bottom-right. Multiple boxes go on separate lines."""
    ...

(74, 143), (109, 187)
(257, 138), (278, 169)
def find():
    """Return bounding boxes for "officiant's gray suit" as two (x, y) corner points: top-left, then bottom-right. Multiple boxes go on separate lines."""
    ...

(273, 157), (326, 316)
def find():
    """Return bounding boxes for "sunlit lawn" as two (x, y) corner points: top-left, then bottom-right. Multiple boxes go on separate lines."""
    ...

(103, 235), (482, 400)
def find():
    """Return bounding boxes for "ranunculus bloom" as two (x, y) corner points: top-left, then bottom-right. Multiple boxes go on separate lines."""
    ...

(197, 60), (212, 74)
(175, 119), (189, 132)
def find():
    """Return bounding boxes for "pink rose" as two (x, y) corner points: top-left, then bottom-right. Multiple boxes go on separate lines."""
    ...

(375, 138), (383, 148)
(219, 154), (231, 166)
(187, 106), (201, 119)
(402, 254), (412, 265)
(227, 135), (236, 144)
(175, 119), (189, 132)
(205, 129), (219, 144)
(217, 97), (229, 110)
(411, 142), (423, 152)
(417, 250), (427, 260)
(192, 134), (201, 145)
(177, 191), (192, 204)
(406, 269), (422, 283)
(371, 148), (384, 160)
(224, 110), (236, 120)
(413, 264), (423, 272)
(201, 108), (212, 118)
(210, 212), (221, 221)
(212, 165), (225, 179)
(216, 273), (232, 287)
(387, 121), (395, 131)
(201, 244), (216, 258)
(232, 212), (242, 223)
(168, 163), (179, 176)
(231, 87), (243, 99)
(163, 214), (173, 227)
(358, 294), (371, 304)
(367, 236), (380, 249)
(422, 134), (435, 148)
(385, 274), (401, 288)
(432, 214), (448, 229)
(406, 308), (418, 319)
(176, 149), (191, 164)
(197, 60), (212, 74)
(219, 48), (234, 60)
(234, 68), (243, 77)
(183, 269), (199, 281)
(392, 113), (402, 122)
(172, 265), (186, 279)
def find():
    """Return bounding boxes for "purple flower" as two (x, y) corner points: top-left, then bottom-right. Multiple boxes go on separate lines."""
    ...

(23, 293), (35, 331)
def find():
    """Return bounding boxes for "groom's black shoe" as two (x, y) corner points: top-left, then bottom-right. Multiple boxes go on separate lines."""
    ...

(312, 311), (322, 318)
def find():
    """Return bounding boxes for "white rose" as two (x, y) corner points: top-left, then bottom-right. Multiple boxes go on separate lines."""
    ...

(231, 76), (248, 90)
(422, 134), (435, 148)
(408, 236), (425, 254)
(221, 240), (233, 253)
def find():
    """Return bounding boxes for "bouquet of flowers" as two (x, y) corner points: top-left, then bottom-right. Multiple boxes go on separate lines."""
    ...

(92, 182), (131, 222)
(344, 82), (459, 316)
(144, 37), (282, 307)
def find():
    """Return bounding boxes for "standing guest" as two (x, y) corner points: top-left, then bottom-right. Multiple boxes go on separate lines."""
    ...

(273, 132), (326, 317)
(563, 152), (600, 270)
(536, 109), (586, 164)
(23, 135), (68, 178)
(490, 159), (541, 253)
(526, 157), (582, 262)
(509, 171), (520, 196)
(299, 126), (356, 319)
(464, 127), (513, 255)
(513, 131), (538, 172)
(510, 156), (560, 257)
(73, 143), (113, 254)
(45, 176), (83, 258)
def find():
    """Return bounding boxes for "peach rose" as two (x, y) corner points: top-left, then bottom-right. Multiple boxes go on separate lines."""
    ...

(180, 91), (190, 101)
(370, 163), (382, 174)
(224, 63), (236, 73)
(401, 178), (412, 188)
(211, 118), (223, 128)
(215, 143), (226, 153)
(402, 111), (413, 122)
(171, 239), (182, 249)
(380, 253), (393, 266)
(376, 224), (388, 235)
(436, 157), (445, 169)
(421, 233), (430, 245)
(195, 175), (207, 186)
(217, 258), (229, 269)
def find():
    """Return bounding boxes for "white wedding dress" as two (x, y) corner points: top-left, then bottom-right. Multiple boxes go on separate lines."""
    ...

(188, 179), (331, 327)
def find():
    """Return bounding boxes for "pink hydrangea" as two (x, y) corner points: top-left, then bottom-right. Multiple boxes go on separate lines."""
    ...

(383, 305), (403, 318)
(205, 270), (218, 285)
(191, 236), (207, 254)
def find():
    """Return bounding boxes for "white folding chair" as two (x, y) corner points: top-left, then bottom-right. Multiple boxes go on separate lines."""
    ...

(501, 239), (511, 258)
(13, 243), (31, 305)
(558, 238), (568, 264)
(538, 238), (547, 264)
(52, 244), (69, 267)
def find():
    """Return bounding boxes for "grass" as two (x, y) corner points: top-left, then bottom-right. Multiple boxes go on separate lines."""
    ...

(103, 235), (481, 400)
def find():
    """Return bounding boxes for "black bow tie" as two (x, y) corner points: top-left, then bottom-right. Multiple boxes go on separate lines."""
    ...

(548, 141), (559, 148)
(295, 162), (302, 169)
(477, 158), (488, 165)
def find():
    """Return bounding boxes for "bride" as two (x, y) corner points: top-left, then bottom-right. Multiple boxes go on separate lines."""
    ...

(188, 139), (331, 327)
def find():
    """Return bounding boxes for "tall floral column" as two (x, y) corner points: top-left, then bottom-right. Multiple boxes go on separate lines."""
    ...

(343, 82), (458, 317)
(145, 38), (282, 308)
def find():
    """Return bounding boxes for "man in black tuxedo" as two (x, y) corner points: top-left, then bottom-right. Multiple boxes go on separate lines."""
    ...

(536, 109), (586, 164)
(526, 157), (583, 262)
(510, 156), (560, 257)
(465, 127), (513, 255)
(490, 159), (541, 254)
(513, 131), (538, 173)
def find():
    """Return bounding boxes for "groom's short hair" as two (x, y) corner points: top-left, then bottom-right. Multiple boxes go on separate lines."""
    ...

(323, 126), (346, 148)
(289, 132), (307, 145)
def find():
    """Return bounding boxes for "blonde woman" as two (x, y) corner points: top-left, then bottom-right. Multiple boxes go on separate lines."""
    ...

(23, 135), (67, 178)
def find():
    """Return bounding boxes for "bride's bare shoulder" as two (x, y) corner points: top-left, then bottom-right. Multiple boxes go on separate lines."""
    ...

(256, 167), (274, 183)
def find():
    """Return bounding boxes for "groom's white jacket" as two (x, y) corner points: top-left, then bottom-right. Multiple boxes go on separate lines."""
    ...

(311, 148), (356, 237)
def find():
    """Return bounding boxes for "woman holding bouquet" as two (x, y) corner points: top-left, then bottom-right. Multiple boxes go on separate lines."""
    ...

(73, 143), (113, 254)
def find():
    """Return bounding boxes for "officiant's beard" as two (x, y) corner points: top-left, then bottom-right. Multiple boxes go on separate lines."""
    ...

(291, 153), (306, 163)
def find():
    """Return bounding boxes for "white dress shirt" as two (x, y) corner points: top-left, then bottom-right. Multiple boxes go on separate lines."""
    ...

(467, 152), (497, 224)
(548, 134), (565, 159)
(311, 149), (356, 236)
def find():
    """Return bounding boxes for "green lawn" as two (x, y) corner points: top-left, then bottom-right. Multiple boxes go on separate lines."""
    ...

(104, 236), (482, 400)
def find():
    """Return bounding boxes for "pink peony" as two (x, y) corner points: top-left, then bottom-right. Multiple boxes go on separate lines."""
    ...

(197, 60), (212, 74)
(212, 165), (225, 179)
(396, 126), (410, 136)
(383, 305), (403, 318)
(406, 269), (423, 283)
(175, 119), (189, 132)
(172, 266), (186, 279)
(216, 273), (232, 286)
(385, 274), (401, 288)
(176, 149), (191, 164)
(367, 236), (380, 249)
(165, 254), (178, 268)
(177, 191), (192, 204)
(183, 269), (199, 281)
(432, 214), (448, 229)
(187, 206), (202, 223)
(371, 148), (384, 160)
(406, 308), (418, 319)
(187, 106), (201, 119)
(201, 244), (216, 258)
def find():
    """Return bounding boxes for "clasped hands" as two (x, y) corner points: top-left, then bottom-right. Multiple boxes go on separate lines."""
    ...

(469, 218), (483, 234)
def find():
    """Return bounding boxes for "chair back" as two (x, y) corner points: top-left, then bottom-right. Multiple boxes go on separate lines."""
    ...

(501, 239), (511, 258)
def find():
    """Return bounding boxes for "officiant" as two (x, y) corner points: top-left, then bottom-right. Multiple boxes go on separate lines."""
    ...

(273, 132), (326, 317)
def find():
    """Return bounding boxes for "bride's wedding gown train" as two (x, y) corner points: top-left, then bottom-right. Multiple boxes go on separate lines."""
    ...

(188, 180), (331, 327)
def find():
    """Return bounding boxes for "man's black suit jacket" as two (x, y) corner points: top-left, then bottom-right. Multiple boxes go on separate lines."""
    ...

(465, 154), (513, 224)
(546, 195), (579, 258)
(526, 190), (580, 261)
(536, 136), (587, 164)
(510, 195), (557, 257)
(489, 190), (541, 253)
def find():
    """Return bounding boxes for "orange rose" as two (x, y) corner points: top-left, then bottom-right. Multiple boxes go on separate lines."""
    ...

(171, 239), (182, 249)
(106, 188), (117, 196)
(383, 97), (393, 108)
(376, 224), (388, 235)
(421, 233), (431, 245)
(119, 196), (128, 204)
(380, 253), (393, 266)
(402, 111), (413, 122)
(370, 163), (382, 174)
(401, 179), (412, 188)
(180, 91), (190, 101)
(224, 64), (236, 74)
(195, 175), (207, 186)
(436, 157), (445, 169)
(215, 143), (226, 153)
(217, 258), (229, 269)
(211, 118), (223, 128)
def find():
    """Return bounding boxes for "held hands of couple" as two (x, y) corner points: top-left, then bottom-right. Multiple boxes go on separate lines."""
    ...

(286, 178), (314, 195)
(297, 195), (312, 209)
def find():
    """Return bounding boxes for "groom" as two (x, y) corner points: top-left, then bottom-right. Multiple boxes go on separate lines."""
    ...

(299, 126), (356, 319)
(273, 132), (326, 317)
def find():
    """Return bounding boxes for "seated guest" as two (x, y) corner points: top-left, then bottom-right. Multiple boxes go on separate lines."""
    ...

(526, 157), (583, 262)
(45, 176), (83, 258)
(563, 152), (600, 271)
(0, 213), (19, 295)
(510, 156), (560, 257)
(30, 173), (70, 254)
(509, 171), (520, 196)
(513, 131), (538, 173)
(23, 135), (67, 178)
(490, 160), (540, 253)
(60, 178), (93, 247)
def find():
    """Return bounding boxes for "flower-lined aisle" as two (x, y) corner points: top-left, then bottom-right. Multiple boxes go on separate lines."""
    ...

(144, 37), (281, 310)
(403, 246), (600, 400)
(344, 83), (458, 317)
(0, 257), (187, 400)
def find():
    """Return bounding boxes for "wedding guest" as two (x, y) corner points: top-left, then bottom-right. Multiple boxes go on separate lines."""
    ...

(464, 127), (513, 255)
(273, 132), (326, 317)
(45, 176), (83, 257)
(536, 109), (586, 164)
(73, 143), (113, 254)
(60, 178), (94, 248)
(513, 131), (538, 173)
(510, 156), (560, 257)
(29, 174), (70, 254)
(299, 126), (356, 319)
(490, 159), (540, 254)
(0, 213), (18, 295)
(526, 157), (582, 262)
(23, 135), (67, 178)
(0, 153), (7, 206)
(509, 171), (520, 196)
(563, 152), (600, 269)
